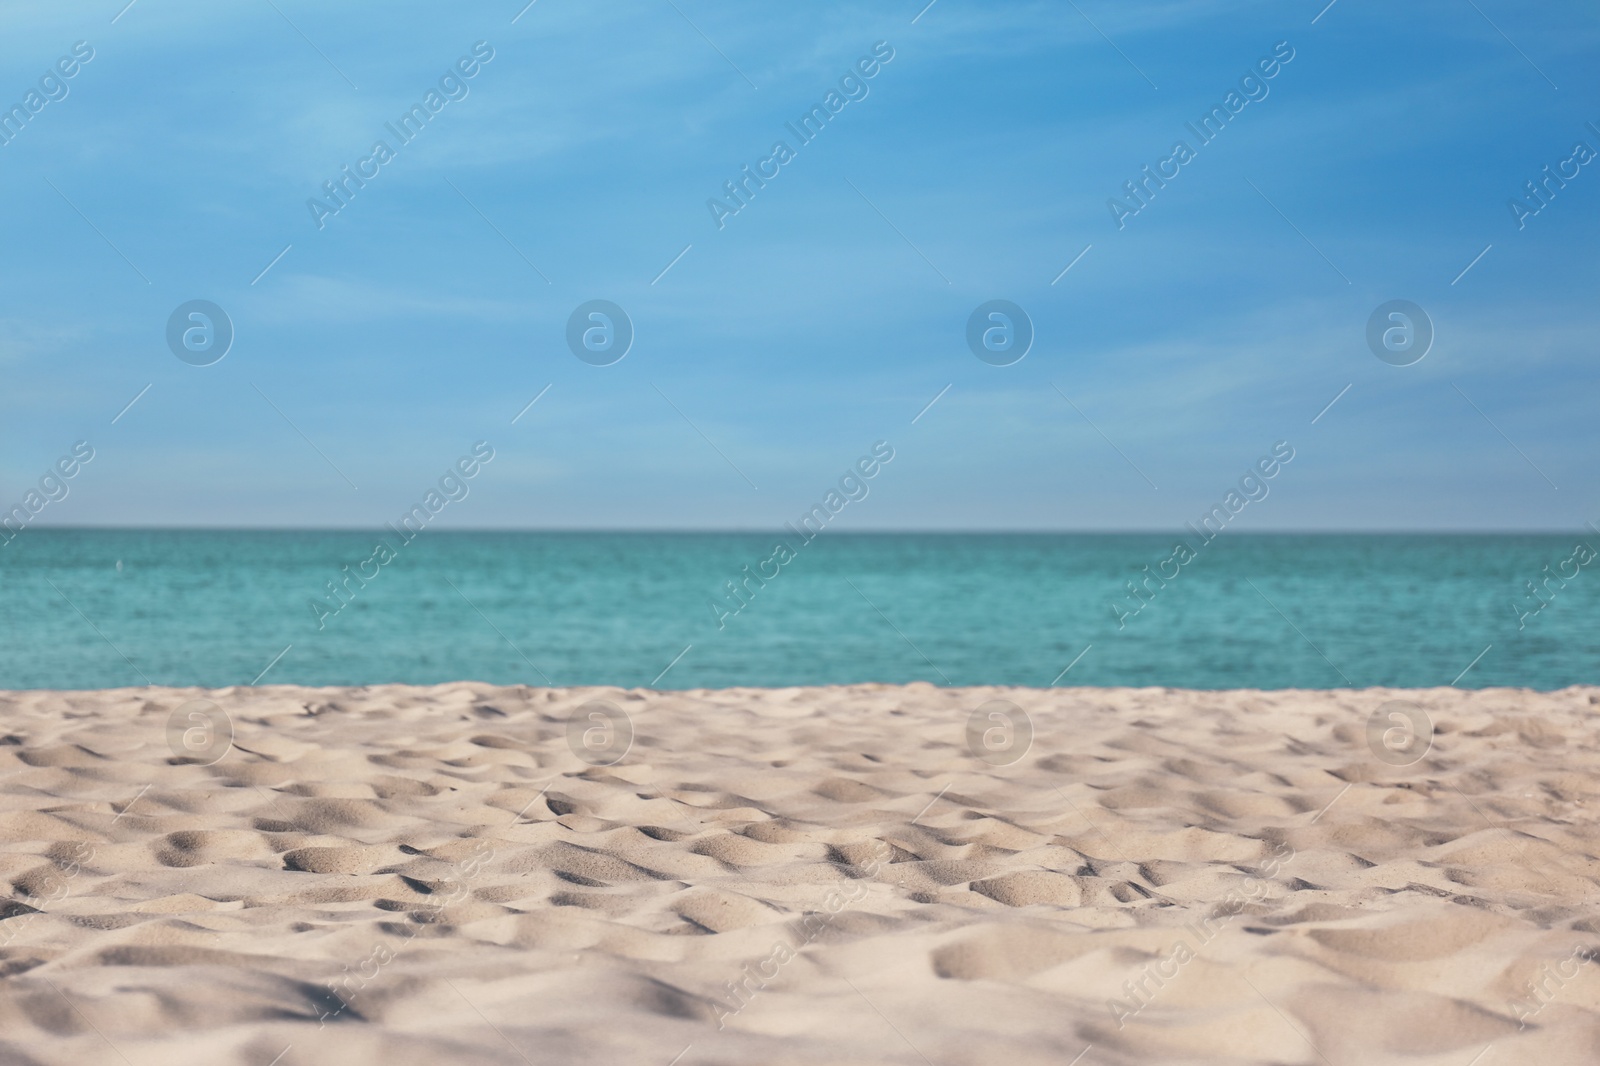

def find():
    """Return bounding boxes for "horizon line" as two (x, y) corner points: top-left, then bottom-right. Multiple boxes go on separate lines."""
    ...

(7, 525), (1598, 537)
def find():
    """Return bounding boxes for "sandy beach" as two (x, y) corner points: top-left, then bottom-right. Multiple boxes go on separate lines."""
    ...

(1, 682), (1597, 1065)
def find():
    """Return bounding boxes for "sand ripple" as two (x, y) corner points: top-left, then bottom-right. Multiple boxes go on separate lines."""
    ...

(1, 682), (1598, 1064)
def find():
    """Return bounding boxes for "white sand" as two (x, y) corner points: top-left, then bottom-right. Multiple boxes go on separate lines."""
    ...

(1, 682), (1597, 1065)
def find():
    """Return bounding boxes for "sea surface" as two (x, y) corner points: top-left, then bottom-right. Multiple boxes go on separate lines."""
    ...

(0, 531), (1594, 691)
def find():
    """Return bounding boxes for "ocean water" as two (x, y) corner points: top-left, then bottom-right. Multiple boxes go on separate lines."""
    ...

(0, 531), (1594, 691)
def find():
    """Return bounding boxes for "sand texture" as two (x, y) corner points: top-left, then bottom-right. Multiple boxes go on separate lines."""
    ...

(1, 682), (1598, 1065)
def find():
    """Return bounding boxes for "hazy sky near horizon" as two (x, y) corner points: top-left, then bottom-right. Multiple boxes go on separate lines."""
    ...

(1, 0), (1596, 532)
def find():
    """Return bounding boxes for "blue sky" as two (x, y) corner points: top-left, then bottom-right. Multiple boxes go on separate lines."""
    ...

(1, 0), (1596, 531)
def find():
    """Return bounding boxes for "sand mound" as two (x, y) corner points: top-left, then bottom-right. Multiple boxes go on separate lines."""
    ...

(2, 683), (1598, 1064)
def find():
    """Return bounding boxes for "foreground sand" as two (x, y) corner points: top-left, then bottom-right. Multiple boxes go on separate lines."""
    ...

(1, 683), (1598, 1065)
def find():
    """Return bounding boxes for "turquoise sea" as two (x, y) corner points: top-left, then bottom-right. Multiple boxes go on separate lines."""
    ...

(0, 531), (1594, 691)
